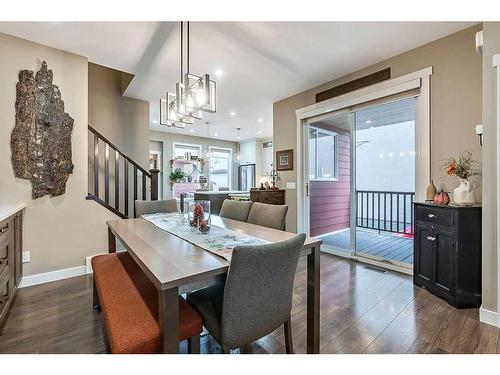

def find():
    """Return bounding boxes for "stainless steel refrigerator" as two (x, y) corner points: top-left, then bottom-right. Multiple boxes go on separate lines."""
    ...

(238, 164), (256, 191)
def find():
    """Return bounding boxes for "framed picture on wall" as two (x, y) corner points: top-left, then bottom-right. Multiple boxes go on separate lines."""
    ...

(276, 149), (293, 171)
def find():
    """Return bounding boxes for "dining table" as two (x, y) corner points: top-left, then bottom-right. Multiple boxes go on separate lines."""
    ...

(106, 215), (322, 354)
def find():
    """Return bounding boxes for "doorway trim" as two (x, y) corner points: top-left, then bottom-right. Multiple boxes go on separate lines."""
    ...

(295, 66), (432, 235)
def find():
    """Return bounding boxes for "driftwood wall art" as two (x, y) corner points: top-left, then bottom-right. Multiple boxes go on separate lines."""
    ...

(11, 61), (74, 199)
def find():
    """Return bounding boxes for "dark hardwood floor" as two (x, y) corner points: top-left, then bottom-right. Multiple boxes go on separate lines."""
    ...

(0, 253), (498, 354)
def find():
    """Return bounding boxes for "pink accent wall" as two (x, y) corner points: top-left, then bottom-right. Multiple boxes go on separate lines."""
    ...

(310, 125), (351, 237)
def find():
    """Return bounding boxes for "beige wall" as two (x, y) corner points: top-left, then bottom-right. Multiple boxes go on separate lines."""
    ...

(0, 33), (117, 277)
(481, 22), (500, 314)
(150, 130), (239, 198)
(89, 63), (150, 170)
(274, 24), (483, 233)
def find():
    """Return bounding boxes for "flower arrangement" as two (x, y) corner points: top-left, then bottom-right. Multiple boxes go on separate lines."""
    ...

(443, 151), (478, 180)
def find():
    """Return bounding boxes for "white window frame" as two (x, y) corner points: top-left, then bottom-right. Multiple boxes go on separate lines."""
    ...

(172, 142), (202, 158)
(308, 126), (339, 181)
(208, 146), (233, 190)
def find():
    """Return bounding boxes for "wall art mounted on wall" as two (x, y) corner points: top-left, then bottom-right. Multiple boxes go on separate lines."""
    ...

(276, 149), (293, 171)
(11, 61), (74, 199)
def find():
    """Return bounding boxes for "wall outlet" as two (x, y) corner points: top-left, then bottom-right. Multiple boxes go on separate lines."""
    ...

(22, 251), (30, 263)
(286, 182), (296, 189)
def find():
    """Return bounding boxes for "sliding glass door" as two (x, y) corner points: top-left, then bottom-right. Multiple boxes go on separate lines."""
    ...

(354, 97), (416, 266)
(305, 97), (417, 269)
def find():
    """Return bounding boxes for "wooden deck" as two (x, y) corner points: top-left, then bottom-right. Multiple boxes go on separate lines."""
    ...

(319, 228), (413, 264)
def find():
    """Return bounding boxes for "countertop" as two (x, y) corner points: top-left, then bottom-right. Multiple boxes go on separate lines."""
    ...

(193, 191), (249, 195)
(0, 203), (26, 222)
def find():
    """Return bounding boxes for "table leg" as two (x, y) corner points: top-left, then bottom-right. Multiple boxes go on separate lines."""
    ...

(158, 287), (179, 353)
(306, 245), (320, 354)
(108, 228), (116, 253)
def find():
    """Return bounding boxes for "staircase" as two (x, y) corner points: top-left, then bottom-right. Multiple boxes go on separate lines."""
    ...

(86, 125), (159, 218)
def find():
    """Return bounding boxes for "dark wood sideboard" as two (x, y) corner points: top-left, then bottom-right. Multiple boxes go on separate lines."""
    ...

(413, 202), (481, 308)
(250, 189), (285, 205)
(0, 207), (24, 332)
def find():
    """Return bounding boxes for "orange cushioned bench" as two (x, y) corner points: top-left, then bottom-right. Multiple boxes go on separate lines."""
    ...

(92, 252), (202, 354)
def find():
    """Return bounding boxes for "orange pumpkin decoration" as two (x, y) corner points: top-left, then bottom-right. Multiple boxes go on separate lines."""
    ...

(433, 191), (450, 205)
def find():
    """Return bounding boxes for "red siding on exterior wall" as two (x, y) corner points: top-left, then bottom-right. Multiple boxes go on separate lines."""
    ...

(310, 125), (351, 237)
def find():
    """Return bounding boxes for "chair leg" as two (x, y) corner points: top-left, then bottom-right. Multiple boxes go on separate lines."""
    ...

(93, 276), (101, 310)
(284, 319), (294, 354)
(221, 345), (231, 354)
(187, 335), (200, 354)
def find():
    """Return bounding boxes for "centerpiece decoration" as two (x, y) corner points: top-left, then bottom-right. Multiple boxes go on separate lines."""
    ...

(443, 151), (478, 206)
(189, 201), (211, 233)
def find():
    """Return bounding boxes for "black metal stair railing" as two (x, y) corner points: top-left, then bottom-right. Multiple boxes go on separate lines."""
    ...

(86, 125), (159, 218)
(356, 190), (415, 235)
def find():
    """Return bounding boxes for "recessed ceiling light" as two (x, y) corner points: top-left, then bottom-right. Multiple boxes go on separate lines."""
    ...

(388, 152), (394, 157)
(257, 130), (262, 135)
(215, 69), (224, 78)
(214, 132), (219, 137)
(230, 111), (236, 116)
(257, 118), (263, 122)
(366, 120), (372, 124)
(189, 129), (194, 133)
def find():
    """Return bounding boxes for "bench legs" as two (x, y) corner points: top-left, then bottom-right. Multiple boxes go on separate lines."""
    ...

(187, 335), (200, 354)
(93, 276), (101, 310)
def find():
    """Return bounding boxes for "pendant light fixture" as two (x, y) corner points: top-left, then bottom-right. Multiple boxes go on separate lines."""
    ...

(234, 128), (241, 163)
(205, 121), (211, 160)
(160, 22), (217, 128)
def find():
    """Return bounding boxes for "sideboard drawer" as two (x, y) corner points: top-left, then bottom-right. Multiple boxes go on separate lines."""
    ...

(0, 267), (10, 316)
(415, 205), (453, 227)
(0, 222), (9, 276)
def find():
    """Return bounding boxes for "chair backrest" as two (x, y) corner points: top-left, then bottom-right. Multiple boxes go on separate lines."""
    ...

(218, 187), (230, 191)
(246, 202), (288, 230)
(134, 199), (178, 217)
(219, 199), (253, 222)
(220, 233), (306, 347)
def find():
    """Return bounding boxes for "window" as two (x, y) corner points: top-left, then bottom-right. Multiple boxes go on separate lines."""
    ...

(173, 142), (202, 158)
(309, 127), (337, 180)
(209, 147), (232, 190)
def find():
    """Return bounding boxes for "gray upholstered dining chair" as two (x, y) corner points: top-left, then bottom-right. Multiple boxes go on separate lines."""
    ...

(186, 233), (306, 354)
(246, 202), (288, 230)
(134, 199), (178, 217)
(219, 199), (253, 222)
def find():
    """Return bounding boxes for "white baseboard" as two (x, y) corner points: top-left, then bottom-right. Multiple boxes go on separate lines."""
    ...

(479, 305), (499, 327)
(19, 265), (87, 288)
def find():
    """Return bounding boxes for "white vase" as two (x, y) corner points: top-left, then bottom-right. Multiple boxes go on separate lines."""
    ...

(453, 179), (475, 205)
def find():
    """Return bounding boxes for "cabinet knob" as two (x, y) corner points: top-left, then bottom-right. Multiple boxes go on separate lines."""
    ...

(0, 225), (8, 234)
(427, 213), (436, 218)
(426, 235), (436, 242)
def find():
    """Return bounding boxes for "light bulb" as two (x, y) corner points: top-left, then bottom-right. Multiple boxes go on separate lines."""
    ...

(186, 93), (194, 109)
(196, 89), (206, 106)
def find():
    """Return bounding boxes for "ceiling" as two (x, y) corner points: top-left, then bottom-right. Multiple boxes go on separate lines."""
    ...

(0, 22), (475, 142)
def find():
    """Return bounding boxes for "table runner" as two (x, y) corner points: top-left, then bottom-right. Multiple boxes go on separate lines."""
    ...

(141, 213), (268, 261)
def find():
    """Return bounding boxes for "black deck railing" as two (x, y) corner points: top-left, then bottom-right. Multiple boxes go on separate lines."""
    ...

(356, 190), (415, 235)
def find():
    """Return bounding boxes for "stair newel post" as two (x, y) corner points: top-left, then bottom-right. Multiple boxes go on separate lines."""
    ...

(150, 168), (160, 201)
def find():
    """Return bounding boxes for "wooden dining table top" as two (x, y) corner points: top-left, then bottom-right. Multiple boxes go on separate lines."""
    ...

(107, 215), (322, 291)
